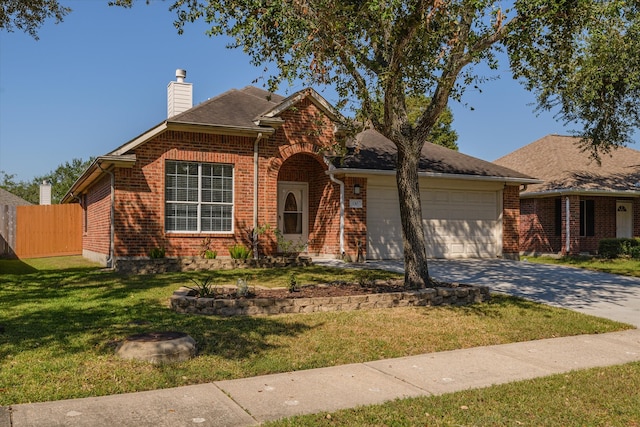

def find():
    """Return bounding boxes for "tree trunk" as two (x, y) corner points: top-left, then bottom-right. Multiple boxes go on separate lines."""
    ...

(396, 141), (431, 288)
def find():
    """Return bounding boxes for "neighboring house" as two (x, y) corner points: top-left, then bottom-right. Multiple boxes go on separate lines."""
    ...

(0, 188), (32, 258)
(494, 134), (640, 255)
(62, 70), (536, 268)
(0, 188), (32, 206)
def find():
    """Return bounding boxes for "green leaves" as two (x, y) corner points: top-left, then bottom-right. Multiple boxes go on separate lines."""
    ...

(506, 0), (640, 158)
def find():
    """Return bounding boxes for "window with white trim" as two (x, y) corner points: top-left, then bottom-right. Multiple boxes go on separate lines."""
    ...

(165, 161), (233, 232)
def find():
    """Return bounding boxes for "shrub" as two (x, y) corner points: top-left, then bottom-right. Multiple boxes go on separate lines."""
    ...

(229, 244), (252, 260)
(598, 238), (640, 259)
(186, 276), (218, 298)
(288, 273), (299, 293)
(149, 247), (165, 259)
(204, 250), (217, 259)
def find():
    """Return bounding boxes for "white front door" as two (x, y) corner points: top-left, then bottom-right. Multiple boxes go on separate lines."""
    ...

(616, 201), (633, 238)
(278, 182), (308, 250)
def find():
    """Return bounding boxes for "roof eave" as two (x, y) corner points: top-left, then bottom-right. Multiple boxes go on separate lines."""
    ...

(61, 155), (136, 203)
(327, 167), (542, 184)
(522, 188), (640, 198)
(111, 121), (276, 157)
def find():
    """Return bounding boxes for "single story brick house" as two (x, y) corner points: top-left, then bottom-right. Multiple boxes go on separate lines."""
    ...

(62, 70), (537, 267)
(494, 134), (640, 255)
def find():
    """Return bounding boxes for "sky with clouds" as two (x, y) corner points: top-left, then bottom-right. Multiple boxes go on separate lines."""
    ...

(0, 0), (573, 183)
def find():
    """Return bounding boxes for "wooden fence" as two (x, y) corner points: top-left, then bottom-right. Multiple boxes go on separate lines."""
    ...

(0, 204), (82, 259)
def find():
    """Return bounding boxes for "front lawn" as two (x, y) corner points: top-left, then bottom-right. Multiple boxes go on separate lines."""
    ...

(524, 255), (640, 277)
(266, 362), (640, 426)
(0, 256), (632, 405)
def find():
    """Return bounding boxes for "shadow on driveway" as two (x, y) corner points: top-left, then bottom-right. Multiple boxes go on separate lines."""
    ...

(317, 258), (640, 328)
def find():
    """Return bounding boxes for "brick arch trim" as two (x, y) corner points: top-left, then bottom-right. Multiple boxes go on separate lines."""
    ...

(267, 143), (328, 181)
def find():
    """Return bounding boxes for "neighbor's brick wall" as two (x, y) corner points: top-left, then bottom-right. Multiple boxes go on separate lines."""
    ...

(635, 198), (640, 238)
(519, 198), (561, 253)
(522, 195), (635, 255)
(83, 174), (111, 257)
(502, 185), (520, 259)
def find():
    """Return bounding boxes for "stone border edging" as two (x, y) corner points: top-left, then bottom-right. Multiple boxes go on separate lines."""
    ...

(170, 285), (491, 316)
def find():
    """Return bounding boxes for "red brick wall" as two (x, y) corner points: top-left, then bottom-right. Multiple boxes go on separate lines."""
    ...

(520, 198), (561, 253)
(83, 174), (111, 257)
(521, 195), (635, 255)
(635, 198), (640, 238)
(85, 95), (343, 260)
(344, 176), (367, 261)
(502, 185), (520, 259)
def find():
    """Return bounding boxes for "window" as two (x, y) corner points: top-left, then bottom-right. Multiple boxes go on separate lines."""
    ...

(165, 161), (233, 232)
(580, 200), (595, 237)
(554, 198), (562, 236)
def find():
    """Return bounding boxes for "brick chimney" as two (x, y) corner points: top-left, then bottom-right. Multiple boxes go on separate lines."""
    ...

(167, 69), (192, 118)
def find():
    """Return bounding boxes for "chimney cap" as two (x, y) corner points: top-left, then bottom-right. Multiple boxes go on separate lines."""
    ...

(176, 69), (187, 82)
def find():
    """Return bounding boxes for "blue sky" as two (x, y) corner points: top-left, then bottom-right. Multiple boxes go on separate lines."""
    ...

(0, 0), (571, 182)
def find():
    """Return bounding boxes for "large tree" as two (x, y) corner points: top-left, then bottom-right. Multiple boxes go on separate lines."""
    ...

(117, 0), (639, 288)
(0, 0), (71, 39)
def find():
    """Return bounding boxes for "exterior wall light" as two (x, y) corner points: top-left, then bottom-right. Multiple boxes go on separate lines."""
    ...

(353, 184), (361, 195)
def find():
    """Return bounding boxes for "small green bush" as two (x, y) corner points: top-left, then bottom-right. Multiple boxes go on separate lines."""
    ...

(598, 238), (640, 259)
(149, 247), (165, 259)
(204, 249), (217, 259)
(229, 244), (252, 260)
(186, 276), (218, 298)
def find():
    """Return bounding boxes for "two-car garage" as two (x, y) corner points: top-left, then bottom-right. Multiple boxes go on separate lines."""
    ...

(366, 177), (504, 259)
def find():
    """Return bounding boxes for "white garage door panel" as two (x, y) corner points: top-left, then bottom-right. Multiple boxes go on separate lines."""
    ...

(367, 186), (499, 260)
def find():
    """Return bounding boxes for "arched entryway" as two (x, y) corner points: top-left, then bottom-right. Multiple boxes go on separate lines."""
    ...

(276, 152), (337, 255)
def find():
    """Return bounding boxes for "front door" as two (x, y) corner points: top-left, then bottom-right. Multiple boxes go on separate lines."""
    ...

(278, 182), (308, 251)
(616, 201), (633, 238)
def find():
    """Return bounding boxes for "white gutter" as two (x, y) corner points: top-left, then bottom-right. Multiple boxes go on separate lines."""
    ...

(326, 167), (541, 185)
(522, 188), (640, 198)
(97, 163), (115, 269)
(565, 196), (570, 254)
(253, 133), (264, 259)
(328, 171), (345, 258)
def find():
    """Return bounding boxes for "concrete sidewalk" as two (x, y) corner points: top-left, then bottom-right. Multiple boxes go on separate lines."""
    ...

(4, 329), (640, 427)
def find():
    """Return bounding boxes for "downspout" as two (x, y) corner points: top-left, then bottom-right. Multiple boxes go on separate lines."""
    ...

(328, 172), (345, 258)
(565, 196), (570, 254)
(98, 163), (115, 269)
(253, 132), (263, 259)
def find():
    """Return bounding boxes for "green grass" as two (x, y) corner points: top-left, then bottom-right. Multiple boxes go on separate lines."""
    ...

(524, 255), (640, 277)
(265, 362), (640, 426)
(0, 256), (632, 406)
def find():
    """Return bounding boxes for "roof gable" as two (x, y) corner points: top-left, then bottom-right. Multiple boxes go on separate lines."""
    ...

(335, 129), (537, 181)
(494, 134), (640, 195)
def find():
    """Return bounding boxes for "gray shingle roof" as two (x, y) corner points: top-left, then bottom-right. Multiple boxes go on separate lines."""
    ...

(170, 86), (284, 129)
(337, 129), (536, 179)
(494, 134), (640, 195)
(0, 188), (32, 206)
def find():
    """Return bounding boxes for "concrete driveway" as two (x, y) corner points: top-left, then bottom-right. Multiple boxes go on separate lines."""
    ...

(317, 258), (640, 327)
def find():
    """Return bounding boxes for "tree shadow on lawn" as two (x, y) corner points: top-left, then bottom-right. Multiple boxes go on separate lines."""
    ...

(0, 291), (314, 363)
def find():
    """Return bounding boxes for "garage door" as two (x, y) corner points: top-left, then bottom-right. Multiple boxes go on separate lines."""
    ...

(367, 185), (500, 259)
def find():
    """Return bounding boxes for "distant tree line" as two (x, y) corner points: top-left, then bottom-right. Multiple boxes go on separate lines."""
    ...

(0, 158), (93, 204)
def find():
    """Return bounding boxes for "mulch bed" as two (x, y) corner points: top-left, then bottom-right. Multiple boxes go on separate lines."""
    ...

(189, 279), (458, 300)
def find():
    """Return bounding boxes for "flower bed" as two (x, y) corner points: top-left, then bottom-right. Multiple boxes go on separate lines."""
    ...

(170, 281), (490, 316)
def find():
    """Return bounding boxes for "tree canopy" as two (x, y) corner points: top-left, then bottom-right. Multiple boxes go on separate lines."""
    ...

(116, 0), (639, 288)
(0, 0), (71, 39)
